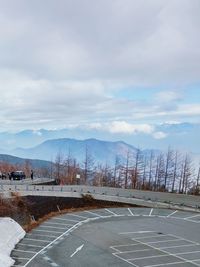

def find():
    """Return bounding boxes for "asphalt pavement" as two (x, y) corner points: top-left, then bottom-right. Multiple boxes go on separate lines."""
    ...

(11, 207), (200, 267)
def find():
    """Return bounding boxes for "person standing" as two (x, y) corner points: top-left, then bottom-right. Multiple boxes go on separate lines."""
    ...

(31, 170), (33, 180)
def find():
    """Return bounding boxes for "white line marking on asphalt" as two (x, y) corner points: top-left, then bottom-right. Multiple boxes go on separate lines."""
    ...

(39, 225), (68, 230)
(23, 214), (115, 267)
(84, 210), (103, 217)
(105, 208), (118, 216)
(69, 214), (87, 219)
(114, 253), (139, 267)
(54, 217), (79, 223)
(160, 243), (198, 249)
(34, 229), (64, 234)
(12, 257), (30, 260)
(128, 208), (134, 216)
(130, 235), (200, 267)
(167, 210), (178, 217)
(25, 238), (50, 243)
(143, 239), (182, 244)
(44, 221), (73, 227)
(110, 243), (139, 252)
(169, 234), (200, 245)
(117, 248), (152, 254)
(13, 249), (36, 254)
(176, 250), (200, 256)
(126, 254), (172, 261)
(27, 233), (58, 238)
(70, 244), (84, 258)
(184, 214), (200, 220)
(120, 231), (155, 235)
(145, 261), (188, 267)
(149, 209), (153, 216)
(133, 234), (168, 240)
(17, 243), (44, 248)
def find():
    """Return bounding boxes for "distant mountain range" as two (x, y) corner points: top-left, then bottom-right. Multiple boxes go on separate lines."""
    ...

(0, 122), (199, 165)
(0, 123), (199, 154)
(0, 154), (51, 169)
(10, 138), (145, 165)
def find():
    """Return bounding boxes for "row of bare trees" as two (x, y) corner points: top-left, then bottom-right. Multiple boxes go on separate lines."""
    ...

(53, 147), (200, 195)
(1, 147), (199, 195)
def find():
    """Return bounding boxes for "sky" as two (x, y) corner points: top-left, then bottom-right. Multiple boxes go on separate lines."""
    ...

(0, 0), (200, 138)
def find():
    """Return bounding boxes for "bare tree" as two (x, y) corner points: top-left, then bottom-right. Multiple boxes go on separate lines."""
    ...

(83, 145), (94, 184)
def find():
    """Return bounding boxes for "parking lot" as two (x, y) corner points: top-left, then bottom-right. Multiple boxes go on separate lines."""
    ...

(11, 207), (200, 267)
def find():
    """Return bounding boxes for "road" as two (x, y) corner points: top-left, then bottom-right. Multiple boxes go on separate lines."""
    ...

(11, 207), (200, 267)
(1, 185), (200, 211)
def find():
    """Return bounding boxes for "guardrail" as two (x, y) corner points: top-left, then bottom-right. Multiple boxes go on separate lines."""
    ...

(0, 178), (55, 185)
(1, 185), (200, 211)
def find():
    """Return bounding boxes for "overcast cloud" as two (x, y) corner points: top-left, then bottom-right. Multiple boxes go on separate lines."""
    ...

(0, 0), (200, 133)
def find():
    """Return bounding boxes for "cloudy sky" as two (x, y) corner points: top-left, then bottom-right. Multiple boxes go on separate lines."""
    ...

(0, 0), (200, 136)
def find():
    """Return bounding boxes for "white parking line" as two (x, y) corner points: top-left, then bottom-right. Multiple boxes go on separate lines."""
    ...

(69, 214), (87, 219)
(110, 243), (140, 252)
(149, 209), (154, 216)
(84, 210), (103, 217)
(44, 221), (73, 226)
(17, 243), (44, 248)
(39, 225), (68, 230)
(13, 249), (36, 254)
(184, 214), (200, 220)
(116, 248), (152, 254)
(126, 254), (173, 261)
(176, 250), (200, 256)
(167, 210), (178, 217)
(12, 257), (30, 260)
(145, 261), (187, 267)
(133, 234), (168, 240)
(114, 253), (139, 267)
(161, 243), (198, 249)
(130, 236), (200, 267)
(120, 231), (155, 235)
(145, 239), (182, 244)
(105, 208), (118, 216)
(128, 208), (134, 216)
(53, 217), (79, 223)
(33, 229), (64, 234)
(27, 233), (58, 238)
(25, 238), (50, 243)
(185, 219), (200, 223)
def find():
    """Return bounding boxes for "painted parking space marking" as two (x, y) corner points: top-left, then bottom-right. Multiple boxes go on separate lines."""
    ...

(13, 249), (36, 254)
(44, 221), (74, 227)
(167, 210), (178, 217)
(128, 208), (135, 216)
(33, 229), (64, 234)
(111, 231), (200, 267)
(84, 210), (103, 217)
(26, 233), (58, 238)
(105, 208), (118, 216)
(17, 243), (44, 248)
(39, 225), (68, 230)
(54, 217), (80, 223)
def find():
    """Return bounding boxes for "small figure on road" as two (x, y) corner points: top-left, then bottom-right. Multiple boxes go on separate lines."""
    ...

(31, 170), (34, 180)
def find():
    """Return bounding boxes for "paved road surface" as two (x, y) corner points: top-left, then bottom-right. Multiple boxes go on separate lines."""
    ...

(11, 207), (200, 267)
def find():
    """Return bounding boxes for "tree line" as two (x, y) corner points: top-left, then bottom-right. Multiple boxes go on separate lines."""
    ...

(53, 147), (200, 195)
(0, 147), (199, 195)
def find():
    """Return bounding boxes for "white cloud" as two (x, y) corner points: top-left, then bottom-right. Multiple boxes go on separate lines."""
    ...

(153, 131), (168, 139)
(0, 1), (199, 130)
(109, 121), (154, 135)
